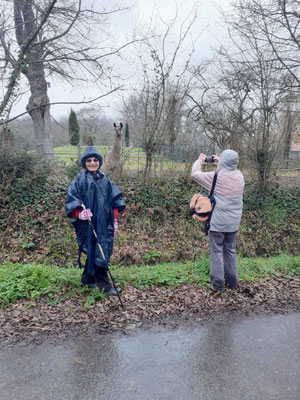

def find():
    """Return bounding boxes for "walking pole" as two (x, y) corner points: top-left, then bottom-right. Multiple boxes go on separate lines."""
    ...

(82, 204), (125, 310)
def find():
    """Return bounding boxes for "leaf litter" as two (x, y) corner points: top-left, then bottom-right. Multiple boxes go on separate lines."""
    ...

(0, 275), (299, 345)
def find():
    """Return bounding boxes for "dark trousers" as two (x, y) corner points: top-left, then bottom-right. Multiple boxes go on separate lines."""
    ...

(81, 260), (112, 292)
(209, 231), (238, 291)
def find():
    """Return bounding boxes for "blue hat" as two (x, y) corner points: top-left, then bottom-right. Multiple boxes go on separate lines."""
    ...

(81, 146), (103, 169)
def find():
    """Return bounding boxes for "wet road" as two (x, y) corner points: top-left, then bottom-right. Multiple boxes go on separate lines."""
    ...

(0, 312), (299, 400)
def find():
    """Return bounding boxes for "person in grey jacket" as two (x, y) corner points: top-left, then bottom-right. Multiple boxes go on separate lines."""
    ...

(191, 150), (244, 292)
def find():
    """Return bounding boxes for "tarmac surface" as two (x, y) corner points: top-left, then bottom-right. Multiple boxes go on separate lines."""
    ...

(0, 311), (299, 400)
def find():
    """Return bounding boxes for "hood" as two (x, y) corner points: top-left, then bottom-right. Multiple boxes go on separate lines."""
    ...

(217, 149), (239, 171)
(81, 146), (103, 169)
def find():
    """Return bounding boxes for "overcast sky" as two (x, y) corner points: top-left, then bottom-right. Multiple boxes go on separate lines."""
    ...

(10, 0), (231, 122)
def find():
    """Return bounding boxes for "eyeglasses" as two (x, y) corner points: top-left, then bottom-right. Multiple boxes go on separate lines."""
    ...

(86, 158), (99, 163)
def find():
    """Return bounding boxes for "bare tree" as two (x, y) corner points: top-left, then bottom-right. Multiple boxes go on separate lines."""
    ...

(120, 93), (145, 147)
(231, 0), (300, 86)
(278, 90), (300, 167)
(188, 57), (253, 154)
(229, 0), (300, 167)
(189, 16), (295, 189)
(163, 83), (187, 155)
(77, 107), (113, 146)
(125, 6), (198, 181)
(0, 0), (132, 159)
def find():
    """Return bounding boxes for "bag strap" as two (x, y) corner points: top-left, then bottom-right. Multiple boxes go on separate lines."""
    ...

(204, 171), (219, 235)
(208, 171), (218, 198)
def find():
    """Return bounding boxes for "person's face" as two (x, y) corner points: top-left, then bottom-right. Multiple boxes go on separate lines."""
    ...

(85, 157), (99, 173)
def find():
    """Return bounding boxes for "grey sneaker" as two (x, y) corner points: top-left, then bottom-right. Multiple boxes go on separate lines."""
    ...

(210, 284), (224, 293)
(105, 287), (122, 296)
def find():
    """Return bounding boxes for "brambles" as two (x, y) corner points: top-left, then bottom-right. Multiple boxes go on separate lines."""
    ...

(0, 164), (299, 266)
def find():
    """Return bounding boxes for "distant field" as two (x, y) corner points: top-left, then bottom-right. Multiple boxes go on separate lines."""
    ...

(54, 145), (111, 163)
(53, 146), (300, 179)
(54, 145), (187, 171)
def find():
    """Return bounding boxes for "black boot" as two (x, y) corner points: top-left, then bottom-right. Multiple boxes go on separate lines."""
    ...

(95, 266), (113, 292)
(81, 260), (96, 288)
(81, 282), (97, 289)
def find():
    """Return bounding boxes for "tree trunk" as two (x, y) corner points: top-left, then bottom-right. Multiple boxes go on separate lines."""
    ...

(0, 127), (14, 151)
(26, 71), (53, 160)
(257, 147), (271, 192)
(283, 104), (293, 169)
(144, 151), (153, 182)
(15, 0), (54, 160)
(159, 146), (164, 174)
(28, 96), (53, 159)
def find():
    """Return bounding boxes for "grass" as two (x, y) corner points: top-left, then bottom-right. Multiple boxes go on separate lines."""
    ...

(112, 257), (211, 289)
(237, 254), (300, 281)
(0, 254), (299, 307)
(54, 145), (112, 163)
(53, 145), (187, 171)
(0, 262), (105, 308)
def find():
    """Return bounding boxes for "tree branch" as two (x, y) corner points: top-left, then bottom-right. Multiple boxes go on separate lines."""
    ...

(0, 0), (58, 117)
(0, 86), (122, 125)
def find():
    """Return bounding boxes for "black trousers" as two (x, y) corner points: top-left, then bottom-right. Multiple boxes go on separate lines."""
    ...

(81, 259), (112, 292)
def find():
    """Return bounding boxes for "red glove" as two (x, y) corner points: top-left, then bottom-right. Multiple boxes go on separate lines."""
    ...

(70, 207), (82, 218)
(113, 209), (119, 232)
(79, 209), (93, 220)
(113, 209), (120, 219)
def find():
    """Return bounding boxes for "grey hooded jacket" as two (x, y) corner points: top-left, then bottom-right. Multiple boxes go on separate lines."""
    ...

(191, 150), (244, 232)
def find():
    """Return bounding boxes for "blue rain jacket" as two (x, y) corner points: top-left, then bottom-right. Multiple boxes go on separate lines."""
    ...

(66, 146), (126, 275)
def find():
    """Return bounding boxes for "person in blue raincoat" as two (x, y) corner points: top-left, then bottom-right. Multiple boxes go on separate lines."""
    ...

(66, 146), (126, 295)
